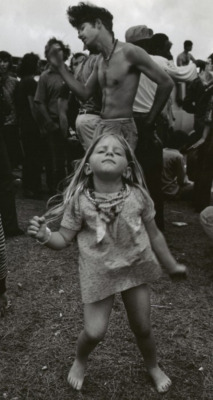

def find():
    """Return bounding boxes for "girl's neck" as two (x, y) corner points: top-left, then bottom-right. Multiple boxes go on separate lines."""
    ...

(92, 176), (123, 193)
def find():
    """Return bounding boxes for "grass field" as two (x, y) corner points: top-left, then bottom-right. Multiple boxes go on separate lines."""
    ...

(0, 195), (212, 400)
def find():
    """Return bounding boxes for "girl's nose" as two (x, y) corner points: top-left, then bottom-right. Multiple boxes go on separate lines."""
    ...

(106, 150), (113, 156)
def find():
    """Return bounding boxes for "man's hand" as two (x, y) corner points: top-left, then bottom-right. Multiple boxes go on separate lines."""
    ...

(187, 137), (205, 151)
(48, 44), (64, 70)
(0, 293), (8, 317)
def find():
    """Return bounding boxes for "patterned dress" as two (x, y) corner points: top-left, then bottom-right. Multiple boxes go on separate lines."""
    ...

(61, 185), (162, 303)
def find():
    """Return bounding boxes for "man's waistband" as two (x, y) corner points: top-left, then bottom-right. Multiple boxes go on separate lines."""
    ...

(100, 117), (134, 123)
(79, 109), (101, 116)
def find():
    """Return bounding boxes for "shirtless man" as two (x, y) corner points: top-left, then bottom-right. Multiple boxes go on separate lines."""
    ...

(48, 2), (174, 151)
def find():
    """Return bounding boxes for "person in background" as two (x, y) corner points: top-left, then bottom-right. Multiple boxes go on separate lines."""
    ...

(176, 40), (196, 66)
(73, 46), (102, 150)
(58, 52), (88, 141)
(0, 214), (7, 317)
(70, 52), (88, 74)
(0, 70), (24, 237)
(0, 51), (22, 171)
(187, 90), (213, 212)
(34, 38), (71, 195)
(125, 27), (197, 230)
(183, 54), (213, 142)
(18, 52), (43, 199)
(200, 206), (213, 241)
(58, 52), (88, 173)
(162, 130), (193, 200)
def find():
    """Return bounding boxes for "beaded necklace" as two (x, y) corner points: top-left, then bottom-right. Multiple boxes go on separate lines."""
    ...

(103, 39), (118, 64)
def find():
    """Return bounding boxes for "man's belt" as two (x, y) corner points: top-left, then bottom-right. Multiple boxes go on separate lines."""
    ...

(79, 109), (100, 116)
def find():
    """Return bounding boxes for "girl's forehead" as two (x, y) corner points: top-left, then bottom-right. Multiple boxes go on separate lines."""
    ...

(95, 135), (123, 147)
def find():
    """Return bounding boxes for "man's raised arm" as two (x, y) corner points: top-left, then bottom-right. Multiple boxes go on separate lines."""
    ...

(48, 44), (98, 102)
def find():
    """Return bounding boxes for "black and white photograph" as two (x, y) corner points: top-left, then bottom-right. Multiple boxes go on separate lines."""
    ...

(0, 1), (212, 399)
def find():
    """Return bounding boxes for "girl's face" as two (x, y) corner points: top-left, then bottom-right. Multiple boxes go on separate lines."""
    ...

(87, 136), (129, 180)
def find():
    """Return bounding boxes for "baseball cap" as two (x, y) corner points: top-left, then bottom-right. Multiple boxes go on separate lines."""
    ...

(125, 25), (153, 44)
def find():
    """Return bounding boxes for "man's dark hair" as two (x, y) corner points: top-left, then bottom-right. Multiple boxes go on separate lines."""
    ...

(149, 33), (169, 55)
(184, 40), (193, 49)
(67, 2), (114, 37)
(0, 51), (12, 69)
(18, 53), (40, 78)
(44, 37), (71, 61)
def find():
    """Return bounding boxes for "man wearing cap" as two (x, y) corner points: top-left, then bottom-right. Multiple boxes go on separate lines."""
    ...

(48, 2), (174, 153)
(126, 26), (198, 230)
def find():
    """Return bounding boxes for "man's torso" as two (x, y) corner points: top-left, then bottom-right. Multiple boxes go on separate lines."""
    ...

(97, 41), (140, 119)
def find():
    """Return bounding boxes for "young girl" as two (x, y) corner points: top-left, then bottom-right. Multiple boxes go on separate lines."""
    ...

(28, 133), (187, 394)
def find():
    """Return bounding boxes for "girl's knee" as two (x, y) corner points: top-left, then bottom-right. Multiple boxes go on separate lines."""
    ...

(84, 325), (107, 343)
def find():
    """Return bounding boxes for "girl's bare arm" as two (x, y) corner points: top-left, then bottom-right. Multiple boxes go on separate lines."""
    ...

(145, 219), (187, 276)
(28, 216), (76, 250)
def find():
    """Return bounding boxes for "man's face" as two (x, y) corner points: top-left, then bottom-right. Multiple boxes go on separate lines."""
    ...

(0, 58), (10, 75)
(78, 22), (99, 48)
(185, 44), (192, 52)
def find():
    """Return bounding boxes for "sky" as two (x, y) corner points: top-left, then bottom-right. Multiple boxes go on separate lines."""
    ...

(1, 0), (213, 62)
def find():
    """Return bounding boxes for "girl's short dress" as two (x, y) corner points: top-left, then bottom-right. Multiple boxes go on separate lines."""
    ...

(61, 186), (162, 303)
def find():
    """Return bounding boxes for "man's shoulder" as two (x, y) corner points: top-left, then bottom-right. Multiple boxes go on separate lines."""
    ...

(40, 68), (55, 79)
(38, 69), (49, 81)
(121, 41), (150, 65)
(177, 52), (184, 58)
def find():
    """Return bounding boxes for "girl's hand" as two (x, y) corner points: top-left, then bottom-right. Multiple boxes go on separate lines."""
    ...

(0, 293), (8, 317)
(27, 216), (47, 242)
(169, 263), (188, 280)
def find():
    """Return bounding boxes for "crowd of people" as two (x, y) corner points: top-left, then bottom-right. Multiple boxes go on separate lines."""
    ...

(1, 1), (213, 395)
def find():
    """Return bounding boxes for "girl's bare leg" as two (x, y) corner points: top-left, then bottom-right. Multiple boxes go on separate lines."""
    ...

(122, 284), (171, 393)
(68, 295), (114, 390)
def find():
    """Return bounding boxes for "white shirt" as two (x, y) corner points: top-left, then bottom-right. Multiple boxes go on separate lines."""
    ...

(133, 55), (197, 113)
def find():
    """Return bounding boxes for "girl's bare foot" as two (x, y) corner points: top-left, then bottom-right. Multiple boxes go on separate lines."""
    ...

(148, 366), (172, 393)
(67, 358), (86, 390)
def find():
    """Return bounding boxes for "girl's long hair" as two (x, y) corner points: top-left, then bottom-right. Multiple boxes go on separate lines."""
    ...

(45, 134), (147, 222)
